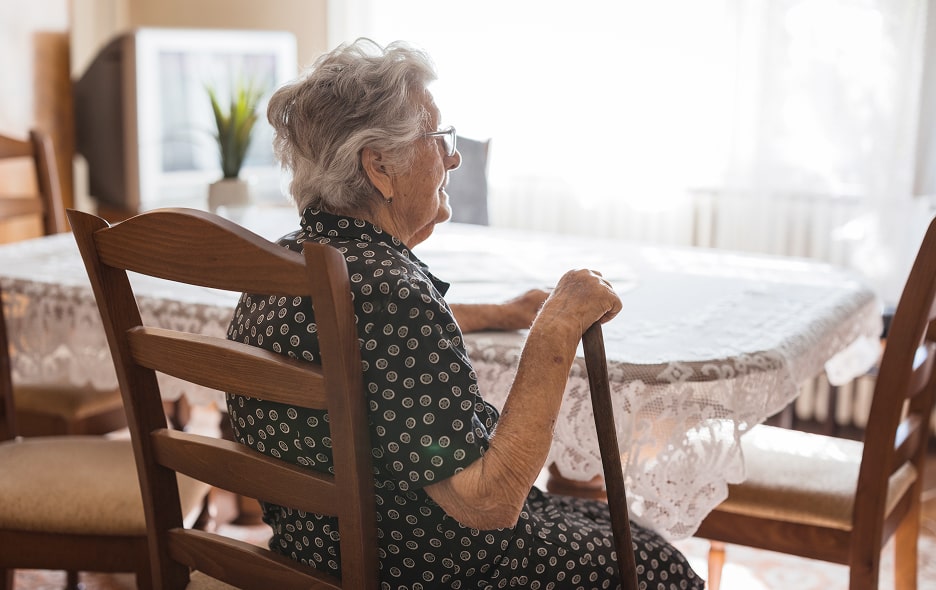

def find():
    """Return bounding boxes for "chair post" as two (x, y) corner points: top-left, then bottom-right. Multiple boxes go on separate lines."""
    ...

(29, 129), (66, 235)
(893, 488), (920, 590)
(707, 541), (725, 590)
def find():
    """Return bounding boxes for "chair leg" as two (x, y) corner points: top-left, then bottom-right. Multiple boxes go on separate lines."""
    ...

(65, 570), (80, 590)
(848, 547), (881, 590)
(707, 541), (725, 590)
(137, 565), (154, 590)
(0, 568), (12, 590)
(893, 499), (920, 590)
(822, 384), (840, 436)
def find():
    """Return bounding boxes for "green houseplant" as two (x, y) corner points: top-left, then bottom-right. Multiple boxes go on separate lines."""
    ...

(206, 81), (263, 211)
(208, 82), (263, 179)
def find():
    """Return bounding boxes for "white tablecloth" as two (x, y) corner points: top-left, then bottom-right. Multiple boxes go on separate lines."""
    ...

(0, 211), (883, 539)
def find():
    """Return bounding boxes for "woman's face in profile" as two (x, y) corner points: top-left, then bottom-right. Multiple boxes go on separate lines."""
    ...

(388, 91), (460, 246)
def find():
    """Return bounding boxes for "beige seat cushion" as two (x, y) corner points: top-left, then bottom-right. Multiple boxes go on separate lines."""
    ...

(187, 570), (242, 589)
(0, 436), (210, 535)
(715, 425), (917, 530)
(13, 384), (123, 420)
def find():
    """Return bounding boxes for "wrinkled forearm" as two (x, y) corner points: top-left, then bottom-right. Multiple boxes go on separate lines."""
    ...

(450, 303), (505, 333)
(425, 310), (580, 529)
(450, 289), (548, 333)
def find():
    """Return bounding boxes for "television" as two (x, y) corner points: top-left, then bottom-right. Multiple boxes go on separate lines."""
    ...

(74, 27), (298, 213)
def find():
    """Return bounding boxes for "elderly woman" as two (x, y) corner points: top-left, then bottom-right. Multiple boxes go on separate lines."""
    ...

(226, 38), (704, 590)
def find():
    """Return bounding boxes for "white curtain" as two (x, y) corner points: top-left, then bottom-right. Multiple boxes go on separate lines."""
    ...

(329, 0), (932, 302)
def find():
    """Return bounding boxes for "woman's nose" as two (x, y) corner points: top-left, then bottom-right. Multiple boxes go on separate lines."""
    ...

(446, 148), (462, 171)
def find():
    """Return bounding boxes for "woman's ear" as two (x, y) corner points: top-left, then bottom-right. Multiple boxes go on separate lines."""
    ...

(362, 147), (394, 199)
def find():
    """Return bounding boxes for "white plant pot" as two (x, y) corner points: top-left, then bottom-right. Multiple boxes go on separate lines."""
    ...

(208, 178), (251, 213)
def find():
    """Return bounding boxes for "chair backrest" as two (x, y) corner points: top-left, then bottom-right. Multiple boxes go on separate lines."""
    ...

(68, 208), (379, 590)
(0, 129), (66, 236)
(448, 135), (490, 225)
(0, 129), (66, 439)
(854, 215), (936, 544)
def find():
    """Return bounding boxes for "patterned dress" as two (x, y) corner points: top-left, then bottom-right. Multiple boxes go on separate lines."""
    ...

(226, 208), (705, 590)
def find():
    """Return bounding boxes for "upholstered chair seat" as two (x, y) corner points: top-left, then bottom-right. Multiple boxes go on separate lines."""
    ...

(187, 571), (242, 589)
(13, 384), (125, 436)
(719, 425), (918, 530)
(0, 436), (209, 535)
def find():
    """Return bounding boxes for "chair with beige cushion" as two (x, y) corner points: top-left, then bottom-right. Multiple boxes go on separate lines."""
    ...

(695, 215), (936, 590)
(70, 207), (380, 589)
(0, 128), (126, 436)
(0, 282), (210, 590)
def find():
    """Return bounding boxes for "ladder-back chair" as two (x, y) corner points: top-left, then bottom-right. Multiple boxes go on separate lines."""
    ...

(696, 215), (936, 590)
(0, 129), (125, 436)
(69, 208), (379, 589)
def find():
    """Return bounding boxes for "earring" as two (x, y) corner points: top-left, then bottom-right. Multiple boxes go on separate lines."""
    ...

(385, 197), (393, 205)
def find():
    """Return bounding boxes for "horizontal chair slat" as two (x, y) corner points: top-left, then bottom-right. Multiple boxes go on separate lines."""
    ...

(95, 209), (311, 295)
(167, 529), (340, 590)
(0, 135), (31, 157)
(0, 198), (44, 219)
(127, 327), (327, 408)
(891, 415), (923, 473)
(151, 429), (339, 515)
(907, 343), (936, 399)
(695, 510), (852, 565)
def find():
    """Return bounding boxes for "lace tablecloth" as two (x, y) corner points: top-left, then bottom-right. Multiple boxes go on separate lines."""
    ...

(0, 217), (882, 540)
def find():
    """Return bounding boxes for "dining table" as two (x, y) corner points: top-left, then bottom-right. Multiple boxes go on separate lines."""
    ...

(0, 205), (884, 540)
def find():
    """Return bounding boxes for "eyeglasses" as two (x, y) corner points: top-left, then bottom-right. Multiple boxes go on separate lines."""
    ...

(425, 126), (457, 157)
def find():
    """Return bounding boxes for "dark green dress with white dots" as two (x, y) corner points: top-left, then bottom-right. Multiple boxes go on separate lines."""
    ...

(226, 208), (704, 590)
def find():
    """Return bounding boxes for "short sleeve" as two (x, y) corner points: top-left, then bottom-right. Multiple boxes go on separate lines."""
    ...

(352, 252), (493, 492)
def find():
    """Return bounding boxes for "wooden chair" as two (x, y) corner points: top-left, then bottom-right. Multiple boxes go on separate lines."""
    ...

(0, 281), (210, 590)
(695, 214), (936, 590)
(0, 129), (66, 236)
(0, 129), (125, 436)
(69, 207), (380, 589)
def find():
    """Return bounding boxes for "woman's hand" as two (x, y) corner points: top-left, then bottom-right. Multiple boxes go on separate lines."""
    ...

(425, 269), (621, 530)
(449, 288), (549, 333)
(538, 269), (622, 336)
(494, 288), (550, 330)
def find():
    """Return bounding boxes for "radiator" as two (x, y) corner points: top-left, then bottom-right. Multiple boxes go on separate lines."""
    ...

(489, 177), (698, 246)
(689, 189), (863, 267)
(490, 184), (865, 261)
(797, 371), (936, 433)
(796, 372), (877, 429)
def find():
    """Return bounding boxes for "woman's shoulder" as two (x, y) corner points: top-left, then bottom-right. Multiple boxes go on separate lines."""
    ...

(277, 225), (446, 301)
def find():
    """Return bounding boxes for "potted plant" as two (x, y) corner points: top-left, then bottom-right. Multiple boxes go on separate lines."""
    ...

(206, 81), (264, 211)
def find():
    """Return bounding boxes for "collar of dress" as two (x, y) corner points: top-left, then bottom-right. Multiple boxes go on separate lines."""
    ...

(299, 208), (450, 296)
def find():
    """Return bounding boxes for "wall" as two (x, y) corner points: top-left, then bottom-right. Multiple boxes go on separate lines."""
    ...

(72, 0), (328, 75)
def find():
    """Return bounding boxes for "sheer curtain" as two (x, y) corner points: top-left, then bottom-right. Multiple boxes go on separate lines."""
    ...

(329, 0), (931, 302)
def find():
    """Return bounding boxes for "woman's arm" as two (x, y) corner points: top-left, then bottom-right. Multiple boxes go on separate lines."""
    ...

(449, 289), (548, 333)
(425, 270), (621, 529)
